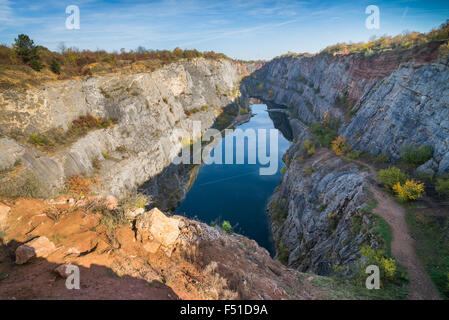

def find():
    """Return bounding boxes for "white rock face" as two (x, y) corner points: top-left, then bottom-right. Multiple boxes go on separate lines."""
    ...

(0, 202), (10, 227)
(0, 58), (245, 197)
(136, 208), (180, 256)
(15, 236), (56, 264)
(0, 138), (24, 171)
(242, 54), (449, 175)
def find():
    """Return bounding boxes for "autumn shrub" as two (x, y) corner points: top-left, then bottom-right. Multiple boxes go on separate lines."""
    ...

(392, 179), (425, 202)
(377, 167), (408, 192)
(65, 175), (97, 196)
(27, 115), (116, 151)
(71, 115), (115, 131)
(331, 136), (351, 156)
(359, 245), (398, 282)
(303, 139), (315, 156)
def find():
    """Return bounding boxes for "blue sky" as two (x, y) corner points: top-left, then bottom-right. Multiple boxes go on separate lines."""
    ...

(0, 0), (448, 60)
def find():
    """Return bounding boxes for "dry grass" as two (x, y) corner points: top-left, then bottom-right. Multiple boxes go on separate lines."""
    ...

(202, 261), (238, 300)
(0, 170), (51, 199)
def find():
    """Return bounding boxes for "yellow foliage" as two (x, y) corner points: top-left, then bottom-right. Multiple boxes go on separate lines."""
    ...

(381, 257), (397, 280)
(303, 140), (315, 156)
(360, 245), (398, 283)
(331, 136), (351, 156)
(392, 179), (425, 201)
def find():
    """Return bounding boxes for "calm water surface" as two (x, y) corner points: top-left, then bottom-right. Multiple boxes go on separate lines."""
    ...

(174, 104), (291, 254)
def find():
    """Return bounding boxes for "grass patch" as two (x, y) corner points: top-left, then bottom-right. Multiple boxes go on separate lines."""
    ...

(310, 276), (408, 300)
(0, 170), (51, 199)
(400, 145), (433, 167)
(406, 207), (449, 299)
(26, 115), (117, 152)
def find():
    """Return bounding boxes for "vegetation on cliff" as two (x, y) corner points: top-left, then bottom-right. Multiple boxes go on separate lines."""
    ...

(0, 34), (231, 89)
(320, 20), (449, 58)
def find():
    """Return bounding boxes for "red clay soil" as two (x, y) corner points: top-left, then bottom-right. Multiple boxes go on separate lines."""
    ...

(0, 197), (332, 300)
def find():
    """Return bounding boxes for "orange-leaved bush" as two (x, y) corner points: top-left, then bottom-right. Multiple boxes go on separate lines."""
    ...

(331, 136), (351, 156)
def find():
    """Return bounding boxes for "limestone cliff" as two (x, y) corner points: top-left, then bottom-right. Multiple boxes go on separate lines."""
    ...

(242, 42), (449, 174)
(0, 58), (246, 198)
(241, 41), (449, 276)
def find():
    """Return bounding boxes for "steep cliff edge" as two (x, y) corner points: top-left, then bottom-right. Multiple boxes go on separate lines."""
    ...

(0, 197), (372, 300)
(241, 39), (449, 283)
(242, 42), (449, 174)
(0, 58), (247, 198)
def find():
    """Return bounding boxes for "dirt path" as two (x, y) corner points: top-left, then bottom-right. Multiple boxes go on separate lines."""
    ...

(360, 163), (441, 300)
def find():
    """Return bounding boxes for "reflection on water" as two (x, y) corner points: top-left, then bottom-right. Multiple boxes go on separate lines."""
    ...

(174, 104), (291, 254)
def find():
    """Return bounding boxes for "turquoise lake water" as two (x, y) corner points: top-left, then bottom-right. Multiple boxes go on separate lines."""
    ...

(174, 104), (291, 254)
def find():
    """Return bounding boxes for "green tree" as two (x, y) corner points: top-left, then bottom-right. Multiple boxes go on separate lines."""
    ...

(14, 34), (38, 63)
(30, 58), (41, 71)
(50, 59), (61, 74)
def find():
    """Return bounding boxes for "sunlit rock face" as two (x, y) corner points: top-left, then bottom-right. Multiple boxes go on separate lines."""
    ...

(0, 58), (246, 197)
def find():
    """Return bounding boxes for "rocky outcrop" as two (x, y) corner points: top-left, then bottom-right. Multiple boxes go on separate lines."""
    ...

(136, 208), (180, 257)
(242, 42), (448, 276)
(0, 202), (10, 227)
(340, 62), (449, 175)
(268, 149), (382, 275)
(15, 236), (56, 264)
(0, 58), (246, 197)
(0, 197), (360, 300)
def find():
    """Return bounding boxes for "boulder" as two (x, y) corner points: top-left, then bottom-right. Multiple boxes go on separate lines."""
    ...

(0, 203), (11, 227)
(15, 236), (56, 264)
(125, 207), (145, 219)
(105, 195), (118, 211)
(54, 264), (74, 278)
(136, 208), (180, 256)
(415, 159), (438, 177)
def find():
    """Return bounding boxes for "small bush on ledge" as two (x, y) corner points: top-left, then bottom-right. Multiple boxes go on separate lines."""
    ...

(377, 167), (408, 192)
(222, 220), (233, 234)
(392, 179), (425, 202)
(331, 136), (351, 156)
(400, 145), (433, 166)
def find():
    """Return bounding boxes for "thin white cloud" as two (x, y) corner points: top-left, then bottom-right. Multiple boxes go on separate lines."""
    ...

(0, 0), (13, 23)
